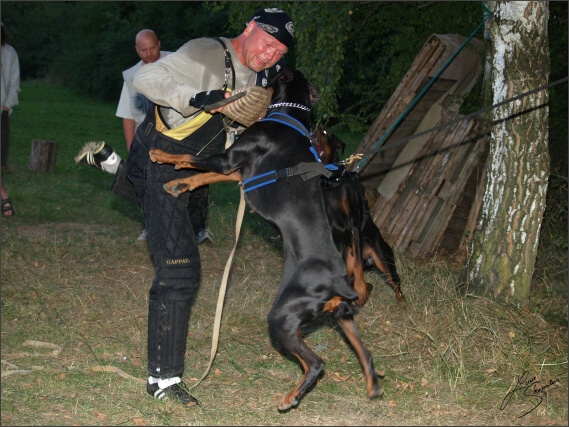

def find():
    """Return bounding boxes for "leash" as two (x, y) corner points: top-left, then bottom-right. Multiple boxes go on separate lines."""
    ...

(345, 76), (569, 170)
(354, 3), (494, 170)
(189, 186), (247, 389)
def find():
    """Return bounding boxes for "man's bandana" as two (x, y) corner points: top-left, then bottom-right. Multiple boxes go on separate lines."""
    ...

(250, 8), (294, 48)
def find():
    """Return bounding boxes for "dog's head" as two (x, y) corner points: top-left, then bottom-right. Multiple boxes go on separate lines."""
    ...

(311, 125), (346, 163)
(267, 68), (321, 107)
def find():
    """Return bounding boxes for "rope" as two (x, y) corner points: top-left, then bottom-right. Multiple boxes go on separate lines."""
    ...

(348, 76), (568, 167)
(355, 3), (493, 170)
(189, 186), (247, 389)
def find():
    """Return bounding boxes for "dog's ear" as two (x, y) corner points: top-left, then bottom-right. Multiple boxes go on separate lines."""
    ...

(267, 68), (293, 89)
(308, 81), (321, 103)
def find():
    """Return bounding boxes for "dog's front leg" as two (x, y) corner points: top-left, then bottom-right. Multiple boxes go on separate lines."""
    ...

(163, 177), (193, 198)
(163, 171), (243, 197)
(187, 171), (242, 189)
(149, 149), (195, 170)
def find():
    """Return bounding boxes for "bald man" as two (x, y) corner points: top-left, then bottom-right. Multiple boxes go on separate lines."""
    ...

(116, 29), (172, 151)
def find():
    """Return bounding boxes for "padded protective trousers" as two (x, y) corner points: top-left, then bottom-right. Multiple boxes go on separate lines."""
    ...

(127, 109), (226, 378)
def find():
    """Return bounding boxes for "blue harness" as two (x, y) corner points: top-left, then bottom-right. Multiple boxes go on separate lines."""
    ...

(241, 112), (339, 193)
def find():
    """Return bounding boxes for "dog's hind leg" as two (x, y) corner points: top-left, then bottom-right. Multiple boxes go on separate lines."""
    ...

(332, 302), (384, 399)
(344, 235), (372, 307)
(268, 311), (325, 412)
(362, 239), (404, 303)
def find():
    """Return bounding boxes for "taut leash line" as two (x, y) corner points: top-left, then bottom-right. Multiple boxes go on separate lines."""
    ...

(348, 76), (568, 169)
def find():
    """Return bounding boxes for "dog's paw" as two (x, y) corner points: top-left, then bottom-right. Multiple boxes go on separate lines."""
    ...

(148, 149), (163, 164)
(277, 395), (299, 412)
(164, 181), (190, 197)
(368, 383), (384, 399)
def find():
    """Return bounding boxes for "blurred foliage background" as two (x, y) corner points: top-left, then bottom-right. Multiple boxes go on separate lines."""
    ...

(2, 1), (567, 174)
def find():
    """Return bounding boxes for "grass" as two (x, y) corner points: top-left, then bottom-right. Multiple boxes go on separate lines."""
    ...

(1, 80), (567, 426)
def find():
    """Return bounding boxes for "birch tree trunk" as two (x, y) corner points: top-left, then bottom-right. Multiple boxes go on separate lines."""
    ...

(460, 1), (550, 308)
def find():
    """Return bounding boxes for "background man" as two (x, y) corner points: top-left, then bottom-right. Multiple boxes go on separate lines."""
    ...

(116, 29), (171, 152)
(115, 29), (171, 240)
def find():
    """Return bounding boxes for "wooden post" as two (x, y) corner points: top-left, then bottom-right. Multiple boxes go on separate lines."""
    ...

(29, 139), (58, 172)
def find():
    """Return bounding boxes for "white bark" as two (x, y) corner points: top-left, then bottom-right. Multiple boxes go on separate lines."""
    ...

(462, 1), (550, 307)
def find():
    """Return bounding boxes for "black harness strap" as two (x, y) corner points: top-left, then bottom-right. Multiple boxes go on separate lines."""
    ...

(213, 37), (235, 91)
(242, 162), (333, 193)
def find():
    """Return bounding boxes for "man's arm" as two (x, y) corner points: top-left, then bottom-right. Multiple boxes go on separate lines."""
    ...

(122, 118), (136, 152)
(116, 83), (135, 150)
(134, 38), (227, 117)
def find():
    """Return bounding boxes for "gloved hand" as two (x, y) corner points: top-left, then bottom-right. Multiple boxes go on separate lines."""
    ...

(189, 90), (227, 110)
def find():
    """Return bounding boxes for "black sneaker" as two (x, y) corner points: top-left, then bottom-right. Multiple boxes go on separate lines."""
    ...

(147, 378), (199, 406)
(74, 141), (121, 174)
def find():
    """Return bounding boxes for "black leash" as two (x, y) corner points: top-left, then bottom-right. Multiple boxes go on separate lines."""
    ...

(348, 76), (568, 170)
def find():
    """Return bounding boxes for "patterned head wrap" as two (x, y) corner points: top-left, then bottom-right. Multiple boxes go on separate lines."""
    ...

(250, 8), (294, 48)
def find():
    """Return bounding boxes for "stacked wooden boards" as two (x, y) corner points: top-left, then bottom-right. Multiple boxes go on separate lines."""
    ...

(353, 34), (490, 257)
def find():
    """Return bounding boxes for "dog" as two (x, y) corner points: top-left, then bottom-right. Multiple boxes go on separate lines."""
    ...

(149, 68), (384, 411)
(145, 114), (403, 307)
(311, 126), (404, 306)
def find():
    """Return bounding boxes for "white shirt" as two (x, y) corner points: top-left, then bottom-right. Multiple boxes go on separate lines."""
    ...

(116, 51), (171, 129)
(1, 43), (20, 115)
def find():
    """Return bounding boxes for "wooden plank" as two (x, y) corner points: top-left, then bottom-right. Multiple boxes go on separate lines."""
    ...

(386, 125), (447, 249)
(361, 33), (485, 256)
(373, 113), (449, 247)
(437, 180), (454, 201)
(437, 120), (491, 253)
(394, 110), (475, 252)
(415, 120), (490, 255)
(458, 128), (491, 252)
(355, 37), (448, 164)
(361, 78), (457, 190)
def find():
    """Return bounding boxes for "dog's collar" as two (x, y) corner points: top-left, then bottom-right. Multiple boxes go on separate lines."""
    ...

(267, 102), (310, 112)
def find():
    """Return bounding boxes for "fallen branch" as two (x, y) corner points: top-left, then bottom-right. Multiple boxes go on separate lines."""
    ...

(85, 365), (146, 384)
(22, 340), (61, 356)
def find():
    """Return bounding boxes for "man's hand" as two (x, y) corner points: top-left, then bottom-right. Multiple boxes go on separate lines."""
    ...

(190, 90), (248, 114)
(189, 90), (227, 110)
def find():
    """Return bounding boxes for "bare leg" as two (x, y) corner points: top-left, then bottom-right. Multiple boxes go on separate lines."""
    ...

(0, 168), (14, 216)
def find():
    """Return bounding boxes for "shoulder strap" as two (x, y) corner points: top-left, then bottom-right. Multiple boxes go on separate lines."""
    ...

(213, 37), (235, 91)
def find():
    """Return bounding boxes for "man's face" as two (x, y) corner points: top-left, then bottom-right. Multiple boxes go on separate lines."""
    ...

(241, 23), (288, 72)
(135, 38), (161, 64)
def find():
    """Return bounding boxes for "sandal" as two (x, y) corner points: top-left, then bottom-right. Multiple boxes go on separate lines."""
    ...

(1, 198), (14, 216)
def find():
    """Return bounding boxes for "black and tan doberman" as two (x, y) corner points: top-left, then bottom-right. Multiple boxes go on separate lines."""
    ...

(149, 68), (383, 411)
(312, 126), (404, 306)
